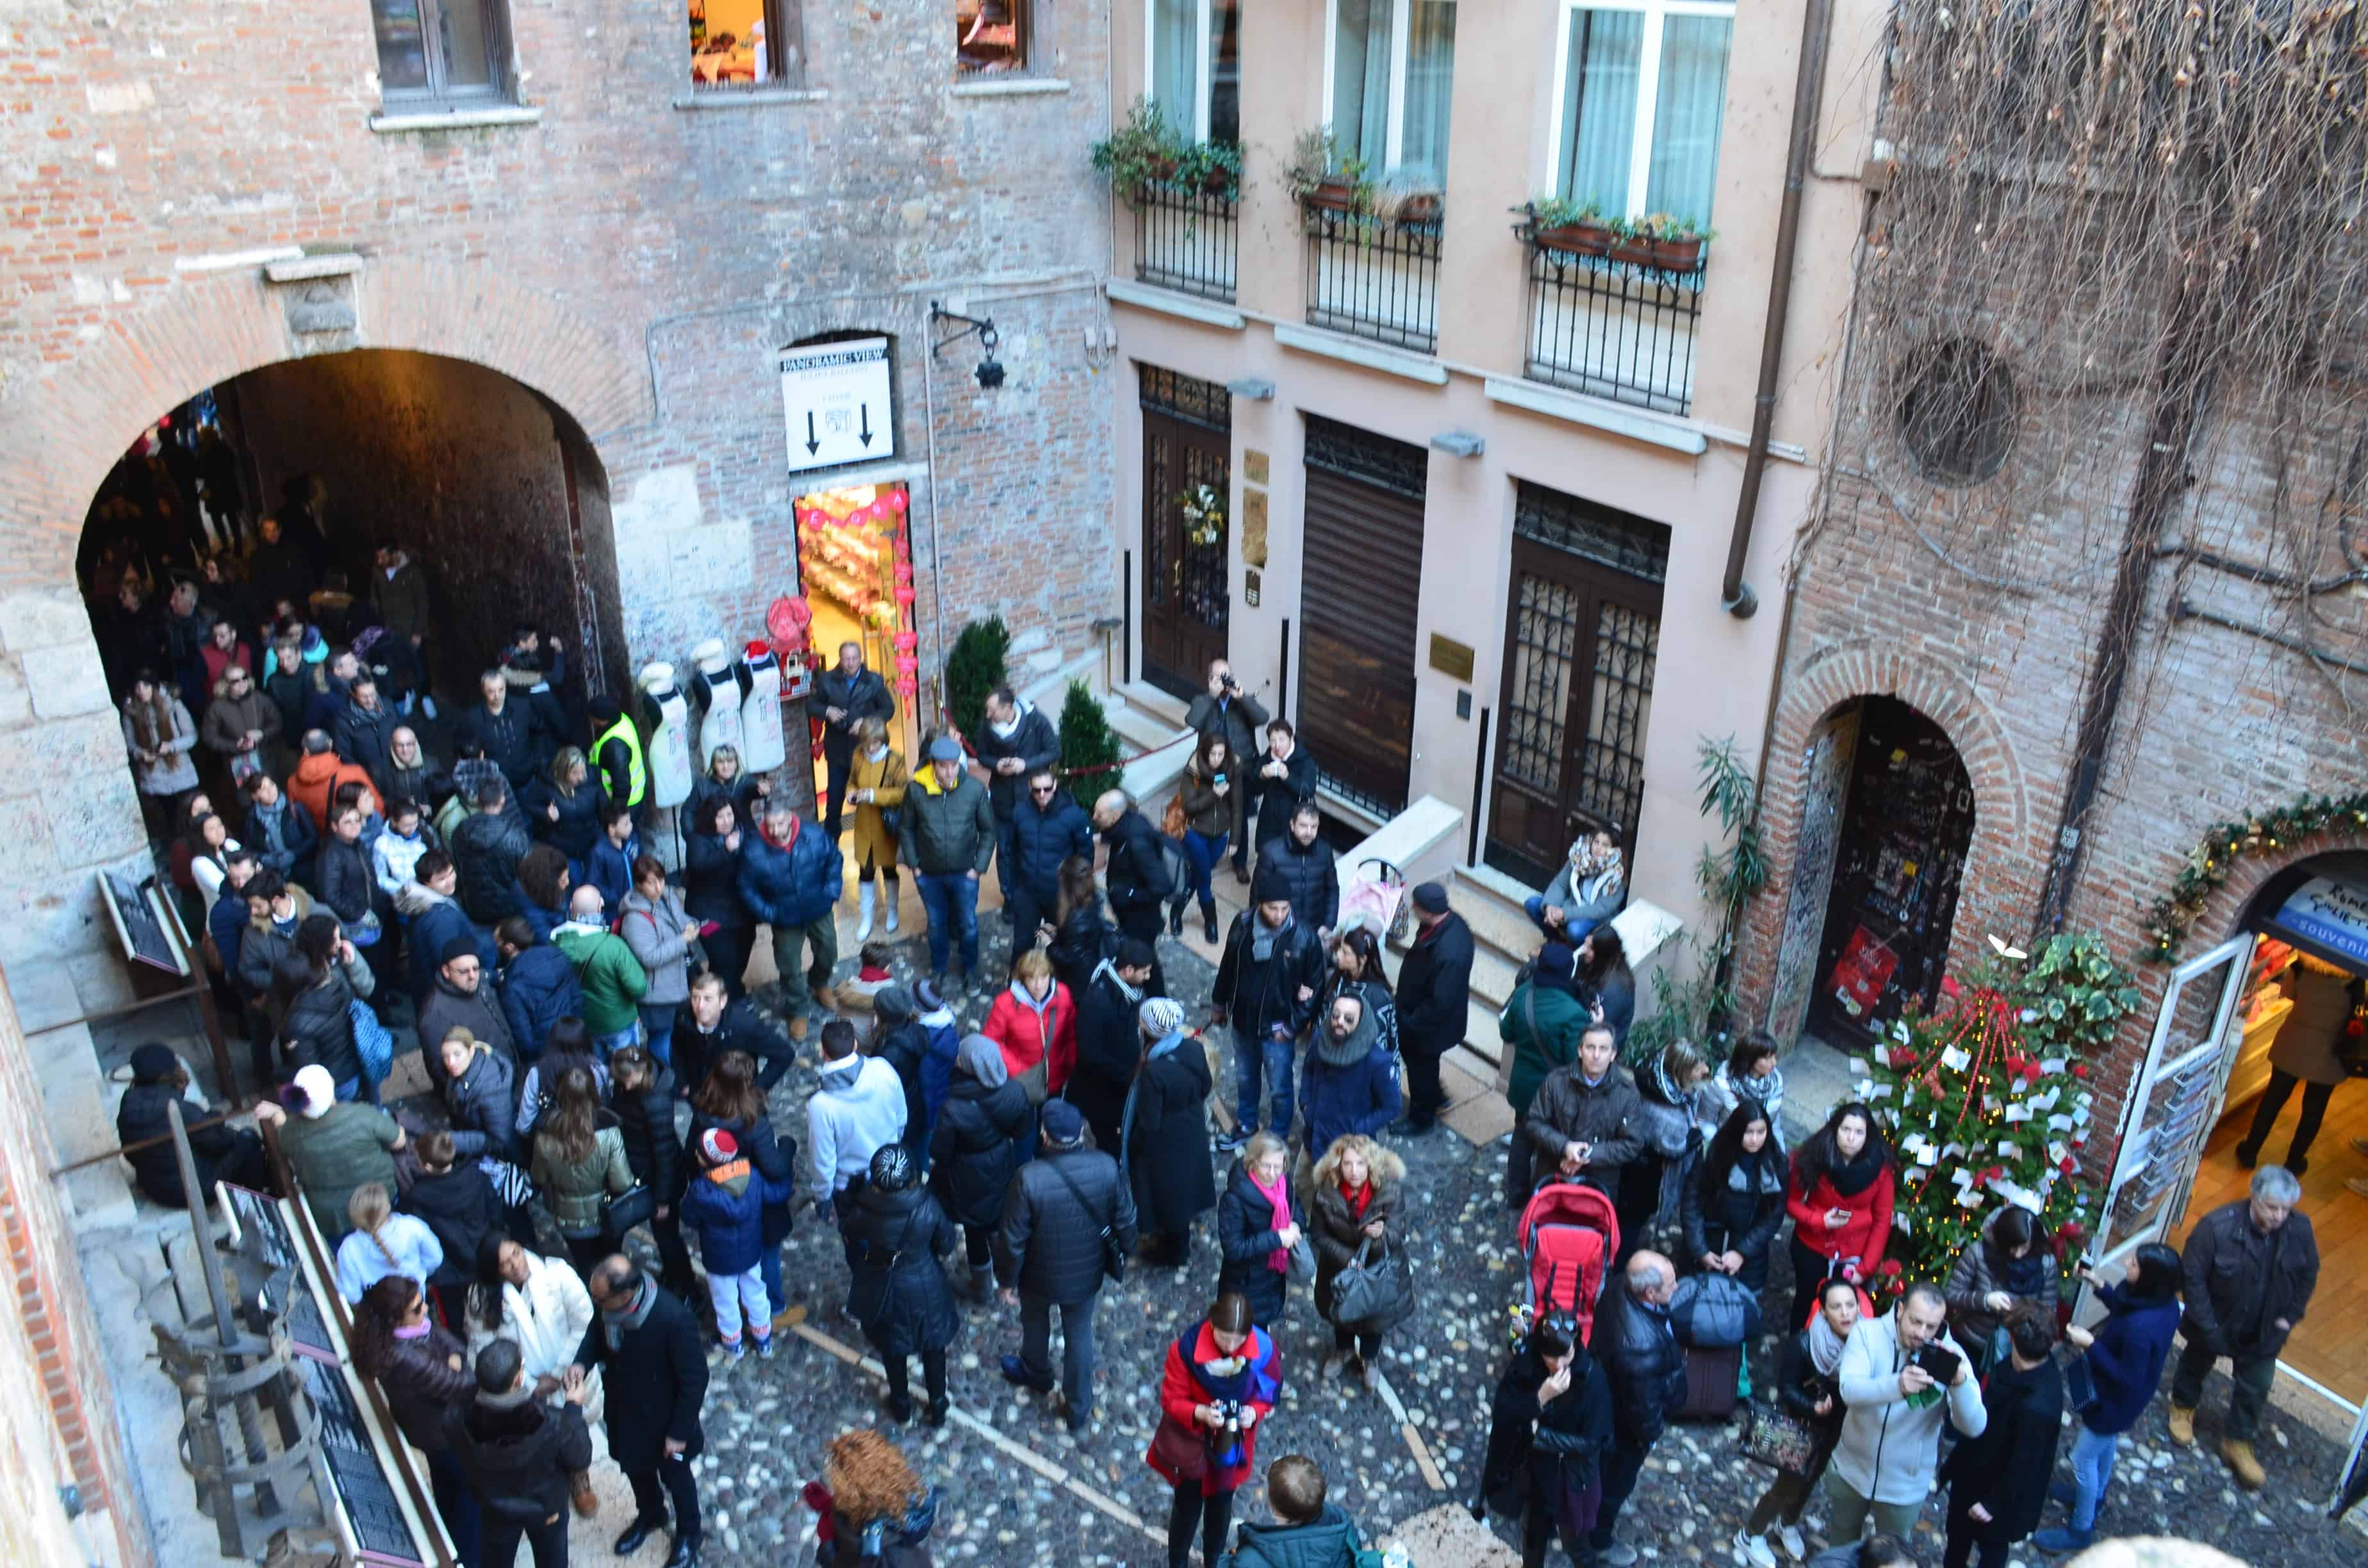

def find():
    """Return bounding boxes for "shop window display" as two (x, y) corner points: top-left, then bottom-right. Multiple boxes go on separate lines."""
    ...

(689, 0), (804, 88)
(793, 484), (921, 790)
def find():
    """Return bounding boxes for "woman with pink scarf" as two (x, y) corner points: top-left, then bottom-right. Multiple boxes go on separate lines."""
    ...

(1215, 1131), (1306, 1327)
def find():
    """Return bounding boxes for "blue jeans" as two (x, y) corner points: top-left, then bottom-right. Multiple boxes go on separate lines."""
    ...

(593, 1023), (640, 1058)
(1234, 1024), (1296, 1137)
(1523, 894), (1597, 943)
(2068, 1424), (2119, 1531)
(639, 1002), (679, 1060)
(1179, 829), (1227, 909)
(916, 871), (980, 976)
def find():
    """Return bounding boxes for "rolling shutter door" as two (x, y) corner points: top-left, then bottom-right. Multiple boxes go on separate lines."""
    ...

(1299, 418), (1428, 814)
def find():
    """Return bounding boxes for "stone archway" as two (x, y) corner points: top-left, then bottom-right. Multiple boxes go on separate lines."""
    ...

(1739, 637), (2032, 1043)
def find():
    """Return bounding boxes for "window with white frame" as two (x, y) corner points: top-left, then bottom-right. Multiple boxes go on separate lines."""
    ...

(1554, 0), (1732, 225)
(1148, 0), (1240, 143)
(1326, 0), (1457, 189)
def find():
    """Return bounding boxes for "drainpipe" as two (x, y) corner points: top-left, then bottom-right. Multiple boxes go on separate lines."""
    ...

(1721, 0), (1834, 619)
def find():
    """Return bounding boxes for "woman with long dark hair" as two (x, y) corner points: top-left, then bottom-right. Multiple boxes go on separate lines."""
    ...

(514, 842), (573, 943)
(608, 1043), (696, 1298)
(349, 1274), (480, 1564)
(1320, 926), (1399, 1061)
(2034, 1243), (2183, 1553)
(1573, 925), (1635, 1049)
(682, 794), (756, 995)
(1943, 1203), (2062, 1371)
(1784, 1102), (1896, 1330)
(1682, 1100), (1788, 1291)
(1046, 853), (1115, 997)
(689, 1049), (797, 1312)
(463, 1234), (594, 1401)
(1169, 732), (1240, 942)
(1476, 1314), (1613, 1568)
(528, 1066), (632, 1273)
(1145, 1291), (1282, 1568)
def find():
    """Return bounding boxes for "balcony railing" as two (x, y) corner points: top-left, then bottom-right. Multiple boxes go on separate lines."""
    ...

(1522, 230), (1706, 416)
(1133, 182), (1238, 303)
(1303, 202), (1442, 354)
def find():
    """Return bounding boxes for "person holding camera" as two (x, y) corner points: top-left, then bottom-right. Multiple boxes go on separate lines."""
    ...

(1146, 1290), (1282, 1568)
(1937, 1305), (2064, 1568)
(1185, 660), (1270, 885)
(1830, 1280), (1987, 1542)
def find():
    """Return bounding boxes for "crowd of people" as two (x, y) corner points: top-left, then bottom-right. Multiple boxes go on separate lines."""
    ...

(98, 518), (2326, 1568)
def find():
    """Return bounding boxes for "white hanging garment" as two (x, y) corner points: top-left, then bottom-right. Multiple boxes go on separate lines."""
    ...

(739, 642), (787, 773)
(639, 662), (696, 808)
(691, 638), (745, 768)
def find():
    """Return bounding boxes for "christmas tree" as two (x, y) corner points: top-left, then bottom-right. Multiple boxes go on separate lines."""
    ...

(1854, 931), (2141, 1294)
(1056, 680), (1127, 814)
(943, 616), (1010, 741)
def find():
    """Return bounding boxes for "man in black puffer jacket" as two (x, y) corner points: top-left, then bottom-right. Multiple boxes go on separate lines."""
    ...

(452, 780), (532, 926)
(447, 1339), (596, 1567)
(1253, 799), (1339, 933)
(1093, 788), (1175, 993)
(1592, 1251), (1684, 1565)
(1003, 764), (1094, 947)
(1211, 862), (1326, 1151)
(994, 1100), (1138, 1433)
(115, 1043), (268, 1207)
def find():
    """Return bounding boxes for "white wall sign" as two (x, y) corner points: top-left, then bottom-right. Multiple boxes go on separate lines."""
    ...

(779, 338), (892, 473)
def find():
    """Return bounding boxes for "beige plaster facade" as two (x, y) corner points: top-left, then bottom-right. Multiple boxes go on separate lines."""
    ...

(1105, 0), (1888, 933)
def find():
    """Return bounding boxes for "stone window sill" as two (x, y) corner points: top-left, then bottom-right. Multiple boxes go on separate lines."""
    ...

(370, 105), (543, 134)
(672, 86), (828, 111)
(950, 78), (1071, 98)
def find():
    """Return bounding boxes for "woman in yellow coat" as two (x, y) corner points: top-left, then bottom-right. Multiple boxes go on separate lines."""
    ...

(846, 717), (909, 941)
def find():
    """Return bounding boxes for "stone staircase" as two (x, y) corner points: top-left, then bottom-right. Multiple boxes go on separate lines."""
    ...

(1008, 625), (1107, 715)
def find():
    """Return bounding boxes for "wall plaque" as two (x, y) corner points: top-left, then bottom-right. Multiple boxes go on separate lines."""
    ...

(1428, 633), (1476, 683)
(1243, 450), (1269, 486)
(1239, 487), (1269, 568)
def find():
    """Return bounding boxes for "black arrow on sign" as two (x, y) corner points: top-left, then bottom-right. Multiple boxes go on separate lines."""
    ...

(859, 404), (874, 448)
(804, 412), (820, 456)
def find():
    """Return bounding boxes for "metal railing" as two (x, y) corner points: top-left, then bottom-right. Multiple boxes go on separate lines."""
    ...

(1524, 238), (1706, 415)
(1303, 204), (1443, 354)
(1133, 183), (1238, 302)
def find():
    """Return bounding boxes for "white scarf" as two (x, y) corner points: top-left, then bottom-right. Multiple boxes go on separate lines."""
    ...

(1807, 1311), (1849, 1377)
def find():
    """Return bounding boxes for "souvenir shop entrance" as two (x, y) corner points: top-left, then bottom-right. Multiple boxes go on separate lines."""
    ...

(793, 483), (921, 801)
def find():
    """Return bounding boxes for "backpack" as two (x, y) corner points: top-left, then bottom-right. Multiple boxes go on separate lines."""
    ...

(1668, 1270), (1762, 1350)
(350, 999), (393, 1086)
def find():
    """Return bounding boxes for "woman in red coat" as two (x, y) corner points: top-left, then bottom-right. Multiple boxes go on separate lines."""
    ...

(1146, 1291), (1282, 1568)
(1784, 1100), (1895, 1331)
(982, 948), (1076, 1100)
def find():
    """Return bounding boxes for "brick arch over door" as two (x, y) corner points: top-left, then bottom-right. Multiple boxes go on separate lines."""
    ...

(0, 256), (650, 593)
(1737, 638), (2034, 1035)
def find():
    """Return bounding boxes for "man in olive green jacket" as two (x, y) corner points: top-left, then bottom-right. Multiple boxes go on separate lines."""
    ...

(898, 737), (997, 986)
(551, 885), (649, 1054)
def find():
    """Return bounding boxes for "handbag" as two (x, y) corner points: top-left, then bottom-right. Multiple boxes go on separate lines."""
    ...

(1161, 794), (1188, 839)
(1148, 1415), (1209, 1482)
(1286, 1234), (1317, 1287)
(1047, 1159), (1127, 1284)
(2062, 1350), (2098, 1414)
(1015, 1058), (1051, 1107)
(600, 1182), (657, 1240)
(349, 999), (393, 1085)
(1738, 1400), (1821, 1474)
(1328, 1237), (1414, 1332)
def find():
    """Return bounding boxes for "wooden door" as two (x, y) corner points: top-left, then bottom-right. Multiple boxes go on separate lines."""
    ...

(1300, 417), (1428, 815)
(1139, 366), (1232, 702)
(1486, 485), (1667, 889)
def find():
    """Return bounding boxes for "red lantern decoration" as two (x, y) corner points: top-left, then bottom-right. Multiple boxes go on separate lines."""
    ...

(894, 655), (919, 674)
(886, 489), (908, 514)
(892, 631), (919, 651)
(894, 586), (916, 607)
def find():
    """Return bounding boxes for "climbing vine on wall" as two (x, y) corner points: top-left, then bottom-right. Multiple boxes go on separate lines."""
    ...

(2139, 789), (2368, 962)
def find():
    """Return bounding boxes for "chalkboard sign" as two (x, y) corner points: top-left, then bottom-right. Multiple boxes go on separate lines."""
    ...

(218, 1183), (332, 1357)
(294, 1354), (431, 1565)
(99, 868), (188, 976)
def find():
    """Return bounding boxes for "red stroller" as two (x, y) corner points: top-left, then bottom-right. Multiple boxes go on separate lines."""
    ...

(1514, 1179), (1621, 1345)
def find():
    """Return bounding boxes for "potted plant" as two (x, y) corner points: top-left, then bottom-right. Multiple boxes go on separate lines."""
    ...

(1644, 212), (1713, 272)
(1285, 127), (1372, 215)
(1374, 172), (1443, 227)
(1526, 195), (1615, 256)
(1174, 140), (1244, 202)
(1090, 97), (1187, 209)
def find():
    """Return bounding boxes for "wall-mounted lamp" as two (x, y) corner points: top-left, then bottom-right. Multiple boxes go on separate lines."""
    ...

(929, 302), (1003, 389)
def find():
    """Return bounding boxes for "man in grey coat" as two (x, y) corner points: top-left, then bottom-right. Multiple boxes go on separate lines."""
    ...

(1830, 1282), (1986, 1541)
(417, 938), (518, 1090)
(994, 1100), (1138, 1433)
(2169, 1164), (2319, 1489)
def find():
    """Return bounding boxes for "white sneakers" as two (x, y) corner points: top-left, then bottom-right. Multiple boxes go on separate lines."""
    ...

(1734, 1530), (1778, 1568)
(1778, 1524), (1806, 1562)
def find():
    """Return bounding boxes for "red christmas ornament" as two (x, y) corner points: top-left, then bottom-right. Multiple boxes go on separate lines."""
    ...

(2071, 1064), (2092, 1079)
(2059, 1156), (2078, 1174)
(1877, 1258), (1903, 1277)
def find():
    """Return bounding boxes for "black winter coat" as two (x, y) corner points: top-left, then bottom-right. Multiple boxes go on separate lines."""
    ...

(1679, 1148), (1787, 1293)
(838, 1183), (962, 1358)
(446, 1396), (596, 1530)
(1770, 1327), (1847, 1461)
(315, 837), (382, 927)
(115, 1082), (243, 1207)
(402, 1166), (506, 1287)
(1124, 1043), (1217, 1237)
(522, 778), (604, 862)
(372, 1323), (476, 1453)
(1069, 971), (1142, 1154)
(930, 1077), (1035, 1230)
(1939, 1353), (2064, 1543)
(571, 1284), (708, 1470)
(995, 1147), (1137, 1305)
(681, 827), (753, 929)
(1249, 746), (1320, 851)
(1215, 1160), (1304, 1327)
(971, 704), (1060, 820)
(870, 1021), (935, 1156)
(1100, 809), (1175, 915)
(282, 972), (364, 1084)
(2178, 1199), (2320, 1360)
(1515, 1064), (1642, 1204)
(1396, 912), (1475, 1050)
(1214, 912), (1326, 1040)
(1253, 833), (1340, 933)
(1006, 794), (1094, 900)
(1595, 1280), (1685, 1449)
(611, 1071), (686, 1202)
(456, 699), (546, 790)
(452, 810), (532, 924)
(498, 944), (582, 1058)
(1479, 1340), (1614, 1520)
(670, 998), (796, 1097)
(1046, 900), (1115, 999)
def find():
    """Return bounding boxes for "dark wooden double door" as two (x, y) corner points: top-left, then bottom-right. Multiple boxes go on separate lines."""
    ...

(1139, 368), (1232, 701)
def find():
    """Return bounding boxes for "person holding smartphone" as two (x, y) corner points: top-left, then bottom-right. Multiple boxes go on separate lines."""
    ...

(1829, 1280), (1987, 1542)
(1784, 1103), (1897, 1330)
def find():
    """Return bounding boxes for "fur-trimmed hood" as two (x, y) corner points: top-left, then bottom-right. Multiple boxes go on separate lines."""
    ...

(1310, 1138), (1405, 1192)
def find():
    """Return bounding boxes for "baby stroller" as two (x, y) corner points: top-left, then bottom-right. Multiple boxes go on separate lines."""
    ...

(1514, 1179), (1620, 1346)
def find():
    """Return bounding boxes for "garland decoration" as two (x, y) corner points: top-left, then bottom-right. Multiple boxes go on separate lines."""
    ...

(2138, 789), (2368, 963)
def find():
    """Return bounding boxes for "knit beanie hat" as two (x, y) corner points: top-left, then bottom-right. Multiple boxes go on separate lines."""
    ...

(698, 1127), (739, 1165)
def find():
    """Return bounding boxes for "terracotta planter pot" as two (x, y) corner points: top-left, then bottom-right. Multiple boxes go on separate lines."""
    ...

(1303, 179), (1360, 213)
(1608, 237), (1659, 266)
(1200, 167), (1235, 198)
(1394, 193), (1443, 224)
(1649, 236), (1704, 272)
(1535, 221), (1613, 257)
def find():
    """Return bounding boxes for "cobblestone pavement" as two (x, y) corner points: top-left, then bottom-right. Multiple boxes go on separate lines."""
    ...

(407, 905), (2366, 1568)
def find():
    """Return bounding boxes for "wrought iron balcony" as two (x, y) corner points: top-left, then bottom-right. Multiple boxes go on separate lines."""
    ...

(1303, 200), (1443, 354)
(1133, 181), (1238, 303)
(1520, 222), (1706, 416)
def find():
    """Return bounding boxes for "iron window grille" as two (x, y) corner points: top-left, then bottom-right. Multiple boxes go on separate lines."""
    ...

(1512, 478), (1671, 583)
(1303, 206), (1443, 354)
(1522, 233), (1706, 416)
(1139, 364), (1233, 430)
(1304, 413), (1428, 496)
(1134, 184), (1240, 303)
